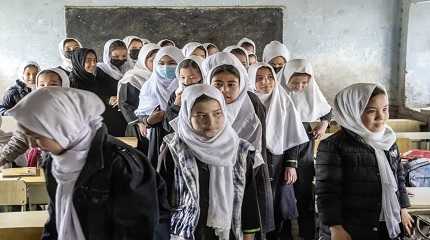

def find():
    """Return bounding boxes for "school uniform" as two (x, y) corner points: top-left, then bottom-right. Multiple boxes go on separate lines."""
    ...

(249, 63), (309, 240)
(158, 84), (262, 240)
(282, 59), (332, 240)
(7, 87), (160, 240)
(316, 83), (410, 239)
(57, 38), (82, 76)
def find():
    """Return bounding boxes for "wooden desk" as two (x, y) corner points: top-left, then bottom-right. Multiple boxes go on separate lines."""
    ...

(0, 210), (48, 240)
(116, 137), (138, 148)
(407, 187), (430, 214)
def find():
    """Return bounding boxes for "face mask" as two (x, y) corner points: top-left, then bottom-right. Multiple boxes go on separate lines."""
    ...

(129, 49), (141, 60)
(156, 64), (177, 80)
(111, 59), (126, 68)
(273, 67), (282, 73)
(64, 51), (73, 59)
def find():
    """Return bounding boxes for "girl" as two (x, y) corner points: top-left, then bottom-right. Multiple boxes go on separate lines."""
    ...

(135, 46), (184, 166)
(203, 43), (219, 56)
(96, 39), (131, 136)
(205, 53), (275, 237)
(248, 53), (258, 65)
(163, 55), (205, 133)
(316, 83), (413, 240)
(182, 42), (207, 59)
(123, 36), (144, 67)
(223, 46), (249, 68)
(238, 37), (256, 55)
(157, 39), (176, 47)
(248, 63), (309, 240)
(0, 68), (69, 167)
(0, 61), (40, 115)
(7, 87), (159, 240)
(118, 43), (160, 139)
(158, 84), (262, 240)
(282, 59), (332, 240)
(262, 41), (291, 76)
(57, 38), (82, 75)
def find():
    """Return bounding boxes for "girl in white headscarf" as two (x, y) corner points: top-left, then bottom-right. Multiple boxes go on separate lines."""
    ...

(118, 43), (160, 138)
(223, 45), (250, 69)
(281, 58), (332, 239)
(97, 39), (133, 81)
(159, 84), (262, 240)
(238, 37), (257, 55)
(203, 42), (219, 56)
(248, 62), (309, 239)
(123, 36), (144, 67)
(316, 83), (413, 240)
(182, 42), (208, 59)
(157, 39), (176, 47)
(0, 61), (40, 116)
(135, 46), (184, 165)
(35, 68), (70, 88)
(7, 87), (160, 240)
(262, 40), (291, 77)
(57, 38), (82, 75)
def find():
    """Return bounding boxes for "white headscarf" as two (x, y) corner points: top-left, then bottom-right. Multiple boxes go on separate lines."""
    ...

(135, 46), (184, 116)
(7, 87), (105, 240)
(58, 38), (82, 72)
(203, 42), (218, 51)
(170, 84), (239, 238)
(333, 83), (401, 239)
(17, 61), (40, 83)
(205, 54), (263, 160)
(35, 68), (70, 88)
(157, 39), (176, 47)
(282, 59), (331, 122)
(175, 55), (205, 92)
(223, 45), (250, 68)
(118, 43), (160, 93)
(181, 42), (207, 58)
(262, 40), (291, 64)
(237, 37), (256, 54)
(97, 39), (133, 80)
(248, 63), (309, 154)
(201, 52), (242, 76)
(122, 35), (144, 67)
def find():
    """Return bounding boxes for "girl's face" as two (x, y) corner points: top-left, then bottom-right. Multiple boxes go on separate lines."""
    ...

(37, 72), (62, 88)
(233, 53), (248, 68)
(190, 99), (225, 139)
(145, 51), (158, 71)
(158, 55), (176, 65)
(129, 39), (143, 50)
(179, 67), (202, 86)
(23, 66), (39, 88)
(161, 41), (174, 47)
(361, 93), (389, 133)
(63, 40), (80, 52)
(249, 55), (257, 65)
(111, 48), (128, 61)
(84, 52), (97, 74)
(255, 67), (275, 94)
(192, 48), (206, 59)
(242, 44), (255, 54)
(287, 74), (310, 92)
(21, 125), (64, 155)
(207, 46), (219, 56)
(211, 72), (240, 104)
(269, 56), (286, 73)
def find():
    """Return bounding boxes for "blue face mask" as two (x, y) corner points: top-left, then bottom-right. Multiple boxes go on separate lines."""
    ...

(156, 64), (177, 80)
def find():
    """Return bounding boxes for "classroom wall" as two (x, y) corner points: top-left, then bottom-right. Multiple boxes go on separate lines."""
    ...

(0, 0), (401, 104)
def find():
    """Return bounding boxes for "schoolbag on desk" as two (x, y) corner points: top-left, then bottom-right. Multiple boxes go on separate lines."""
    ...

(404, 158), (430, 187)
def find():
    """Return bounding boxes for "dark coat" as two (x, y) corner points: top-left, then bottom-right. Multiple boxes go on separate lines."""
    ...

(0, 80), (31, 115)
(316, 128), (410, 239)
(41, 126), (161, 240)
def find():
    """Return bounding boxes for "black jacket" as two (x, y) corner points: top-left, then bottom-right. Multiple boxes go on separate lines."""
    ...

(316, 128), (410, 239)
(41, 126), (161, 240)
(0, 80), (31, 115)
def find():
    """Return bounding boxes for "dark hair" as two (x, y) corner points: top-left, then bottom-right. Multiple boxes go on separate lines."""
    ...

(194, 94), (218, 105)
(195, 46), (207, 57)
(109, 40), (127, 55)
(63, 38), (79, 47)
(230, 48), (247, 57)
(291, 72), (311, 79)
(24, 64), (38, 71)
(240, 42), (254, 49)
(129, 38), (143, 46)
(38, 70), (61, 81)
(206, 44), (217, 50)
(146, 49), (159, 59)
(179, 59), (202, 77)
(160, 39), (175, 47)
(210, 64), (240, 80)
(370, 86), (386, 98)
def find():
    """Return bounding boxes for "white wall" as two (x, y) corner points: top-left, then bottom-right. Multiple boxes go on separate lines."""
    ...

(0, 0), (401, 104)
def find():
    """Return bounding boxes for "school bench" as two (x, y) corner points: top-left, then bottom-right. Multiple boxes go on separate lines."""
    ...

(0, 210), (48, 240)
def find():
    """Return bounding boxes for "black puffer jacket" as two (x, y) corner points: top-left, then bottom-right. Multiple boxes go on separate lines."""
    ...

(0, 80), (31, 115)
(316, 128), (410, 239)
(41, 126), (162, 240)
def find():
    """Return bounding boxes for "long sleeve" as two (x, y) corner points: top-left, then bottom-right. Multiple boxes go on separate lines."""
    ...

(320, 109), (333, 122)
(162, 93), (180, 133)
(241, 155), (262, 233)
(0, 88), (18, 116)
(315, 139), (343, 226)
(283, 145), (300, 168)
(118, 83), (139, 123)
(0, 131), (29, 164)
(393, 145), (410, 208)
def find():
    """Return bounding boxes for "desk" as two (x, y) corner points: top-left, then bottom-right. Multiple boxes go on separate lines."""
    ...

(116, 137), (138, 148)
(407, 187), (430, 214)
(0, 210), (48, 240)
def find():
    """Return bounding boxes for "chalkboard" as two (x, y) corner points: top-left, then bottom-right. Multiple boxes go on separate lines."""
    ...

(65, 7), (283, 59)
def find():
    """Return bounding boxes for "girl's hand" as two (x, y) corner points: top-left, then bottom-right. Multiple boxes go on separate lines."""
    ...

(147, 110), (165, 125)
(312, 120), (329, 140)
(174, 91), (182, 106)
(137, 122), (147, 137)
(401, 208), (414, 236)
(284, 167), (297, 184)
(109, 96), (118, 107)
(330, 225), (351, 240)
